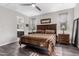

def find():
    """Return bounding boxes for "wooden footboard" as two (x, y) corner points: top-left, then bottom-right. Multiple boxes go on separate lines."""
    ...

(19, 37), (54, 56)
(47, 40), (54, 55)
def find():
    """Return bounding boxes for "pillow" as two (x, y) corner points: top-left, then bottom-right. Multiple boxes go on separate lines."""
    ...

(37, 30), (45, 33)
(45, 30), (55, 34)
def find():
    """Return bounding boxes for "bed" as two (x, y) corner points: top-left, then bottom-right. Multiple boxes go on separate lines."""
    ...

(19, 24), (57, 55)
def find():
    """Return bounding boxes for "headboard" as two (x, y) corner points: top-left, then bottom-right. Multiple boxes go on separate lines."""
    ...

(37, 24), (57, 34)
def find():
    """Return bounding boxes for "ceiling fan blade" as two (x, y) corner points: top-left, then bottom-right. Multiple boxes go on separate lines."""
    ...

(20, 3), (36, 6)
(20, 4), (32, 6)
(20, 3), (41, 11)
(35, 5), (41, 11)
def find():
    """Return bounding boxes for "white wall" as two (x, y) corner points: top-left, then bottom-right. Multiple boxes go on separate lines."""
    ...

(0, 6), (17, 46)
(28, 17), (37, 32)
(24, 17), (31, 35)
(74, 4), (79, 19)
(16, 12), (30, 35)
(32, 8), (74, 43)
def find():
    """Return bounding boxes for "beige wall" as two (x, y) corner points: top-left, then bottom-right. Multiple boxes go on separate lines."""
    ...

(32, 8), (74, 43)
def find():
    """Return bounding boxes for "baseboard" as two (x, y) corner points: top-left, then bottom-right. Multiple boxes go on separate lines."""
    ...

(78, 44), (79, 48)
(0, 40), (17, 46)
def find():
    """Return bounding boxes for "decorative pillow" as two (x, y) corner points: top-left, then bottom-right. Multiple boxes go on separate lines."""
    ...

(45, 30), (55, 34)
(37, 30), (45, 33)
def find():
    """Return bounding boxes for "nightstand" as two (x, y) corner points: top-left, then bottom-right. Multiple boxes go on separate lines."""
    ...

(58, 34), (69, 44)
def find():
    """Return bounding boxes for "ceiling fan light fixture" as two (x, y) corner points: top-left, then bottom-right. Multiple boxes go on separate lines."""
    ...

(32, 4), (35, 7)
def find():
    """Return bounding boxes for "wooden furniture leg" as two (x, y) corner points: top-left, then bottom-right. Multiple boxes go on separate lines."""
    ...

(48, 43), (54, 56)
(19, 41), (21, 46)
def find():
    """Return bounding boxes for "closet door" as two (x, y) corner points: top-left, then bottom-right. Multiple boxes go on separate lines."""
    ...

(72, 20), (77, 44)
(78, 20), (79, 47)
(72, 19), (79, 47)
(73, 19), (79, 47)
(74, 20), (78, 47)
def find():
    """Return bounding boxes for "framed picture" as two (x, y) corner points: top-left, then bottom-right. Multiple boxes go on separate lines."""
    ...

(26, 24), (29, 27)
(40, 18), (51, 24)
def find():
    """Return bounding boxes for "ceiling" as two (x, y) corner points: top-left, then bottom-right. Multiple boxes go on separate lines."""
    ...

(0, 3), (76, 17)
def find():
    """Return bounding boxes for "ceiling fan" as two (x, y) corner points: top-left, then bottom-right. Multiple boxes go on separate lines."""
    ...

(20, 3), (41, 11)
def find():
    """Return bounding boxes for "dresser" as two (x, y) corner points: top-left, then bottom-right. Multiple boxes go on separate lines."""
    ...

(58, 34), (69, 44)
(17, 29), (24, 37)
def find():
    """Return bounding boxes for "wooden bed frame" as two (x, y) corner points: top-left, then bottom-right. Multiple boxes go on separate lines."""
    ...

(19, 24), (57, 55)
(37, 24), (57, 34)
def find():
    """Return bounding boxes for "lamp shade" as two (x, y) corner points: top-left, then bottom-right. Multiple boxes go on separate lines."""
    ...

(60, 22), (67, 30)
(61, 24), (65, 30)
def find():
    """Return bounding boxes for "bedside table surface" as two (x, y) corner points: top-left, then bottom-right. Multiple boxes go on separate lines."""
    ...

(58, 34), (69, 35)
